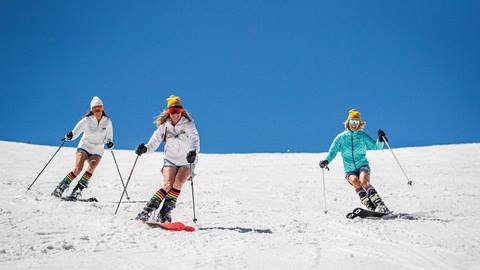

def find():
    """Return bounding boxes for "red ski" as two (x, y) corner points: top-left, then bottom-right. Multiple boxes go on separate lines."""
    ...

(143, 221), (195, 232)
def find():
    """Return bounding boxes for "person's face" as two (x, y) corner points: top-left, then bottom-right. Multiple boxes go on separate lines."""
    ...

(168, 106), (183, 122)
(349, 119), (360, 131)
(92, 105), (104, 117)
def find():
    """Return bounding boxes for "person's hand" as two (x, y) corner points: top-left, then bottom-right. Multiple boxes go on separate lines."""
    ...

(136, 144), (147, 156)
(186, 150), (197, 164)
(62, 131), (73, 141)
(319, 160), (329, 169)
(106, 141), (114, 149)
(378, 129), (388, 142)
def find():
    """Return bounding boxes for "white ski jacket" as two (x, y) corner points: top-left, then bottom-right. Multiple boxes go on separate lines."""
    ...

(71, 115), (113, 156)
(145, 116), (200, 166)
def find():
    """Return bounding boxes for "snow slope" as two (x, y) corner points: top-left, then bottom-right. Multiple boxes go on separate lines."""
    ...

(1, 141), (479, 270)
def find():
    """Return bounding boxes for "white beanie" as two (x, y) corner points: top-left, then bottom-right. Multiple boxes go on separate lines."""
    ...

(90, 96), (103, 109)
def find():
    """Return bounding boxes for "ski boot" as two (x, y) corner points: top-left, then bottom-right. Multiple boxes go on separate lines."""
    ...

(66, 184), (84, 201)
(52, 180), (69, 197)
(157, 198), (176, 223)
(369, 193), (390, 214)
(360, 195), (376, 211)
(135, 198), (161, 221)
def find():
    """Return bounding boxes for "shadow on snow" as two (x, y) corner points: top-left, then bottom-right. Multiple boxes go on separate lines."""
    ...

(198, 226), (273, 234)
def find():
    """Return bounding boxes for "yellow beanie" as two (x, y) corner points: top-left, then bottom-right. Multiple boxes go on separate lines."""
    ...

(347, 109), (361, 120)
(166, 95), (182, 108)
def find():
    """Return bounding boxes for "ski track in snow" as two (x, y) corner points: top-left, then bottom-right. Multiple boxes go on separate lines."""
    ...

(0, 141), (479, 269)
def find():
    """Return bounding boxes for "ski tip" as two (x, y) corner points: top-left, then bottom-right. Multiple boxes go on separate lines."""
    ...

(346, 208), (363, 219)
(184, 226), (195, 232)
(144, 221), (196, 232)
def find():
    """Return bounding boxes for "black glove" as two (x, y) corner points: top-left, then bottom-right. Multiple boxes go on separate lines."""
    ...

(136, 143), (147, 156)
(378, 129), (388, 142)
(186, 150), (197, 164)
(106, 141), (114, 149)
(319, 160), (329, 169)
(63, 131), (73, 141)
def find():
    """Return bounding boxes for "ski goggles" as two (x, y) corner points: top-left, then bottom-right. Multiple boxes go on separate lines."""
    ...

(167, 106), (183, 115)
(349, 119), (360, 126)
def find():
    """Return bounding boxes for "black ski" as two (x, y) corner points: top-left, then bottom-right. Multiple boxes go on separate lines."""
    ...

(60, 197), (98, 202)
(346, 207), (390, 219)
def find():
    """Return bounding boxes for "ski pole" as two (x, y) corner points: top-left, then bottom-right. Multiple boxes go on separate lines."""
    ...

(114, 155), (139, 215)
(110, 150), (130, 200)
(321, 166), (329, 214)
(27, 140), (66, 191)
(383, 137), (413, 186)
(189, 164), (198, 224)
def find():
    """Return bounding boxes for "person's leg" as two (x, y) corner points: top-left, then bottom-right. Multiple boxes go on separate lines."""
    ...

(359, 170), (389, 212)
(53, 151), (87, 197)
(172, 166), (192, 190)
(150, 166), (177, 204)
(159, 166), (192, 223)
(348, 174), (375, 210)
(348, 174), (361, 190)
(136, 166), (177, 221)
(73, 151), (88, 175)
(69, 155), (102, 199)
(70, 155), (101, 194)
(161, 166), (177, 192)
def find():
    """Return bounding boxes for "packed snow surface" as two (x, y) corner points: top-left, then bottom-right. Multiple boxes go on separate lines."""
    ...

(1, 141), (479, 269)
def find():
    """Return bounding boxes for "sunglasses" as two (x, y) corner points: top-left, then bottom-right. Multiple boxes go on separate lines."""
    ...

(92, 106), (103, 113)
(168, 106), (183, 115)
(349, 119), (360, 126)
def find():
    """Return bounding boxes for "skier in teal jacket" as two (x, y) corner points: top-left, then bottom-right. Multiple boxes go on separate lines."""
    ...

(320, 109), (390, 213)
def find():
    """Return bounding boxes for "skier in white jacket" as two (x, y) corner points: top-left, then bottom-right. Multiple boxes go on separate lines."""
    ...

(52, 96), (114, 199)
(135, 95), (200, 222)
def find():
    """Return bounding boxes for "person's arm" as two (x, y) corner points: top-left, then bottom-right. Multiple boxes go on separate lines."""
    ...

(364, 131), (384, 150)
(145, 125), (166, 153)
(187, 122), (200, 153)
(104, 119), (113, 144)
(325, 135), (341, 163)
(70, 117), (87, 141)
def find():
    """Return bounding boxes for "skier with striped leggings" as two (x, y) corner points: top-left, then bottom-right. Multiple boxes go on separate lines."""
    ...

(52, 96), (114, 200)
(135, 95), (200, 223)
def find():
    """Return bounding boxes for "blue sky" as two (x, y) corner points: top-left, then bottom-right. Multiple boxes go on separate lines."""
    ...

(1, 1), (479, 153)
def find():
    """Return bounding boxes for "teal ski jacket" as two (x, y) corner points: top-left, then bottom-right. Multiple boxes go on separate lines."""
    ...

(325, 130), (384, 173)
